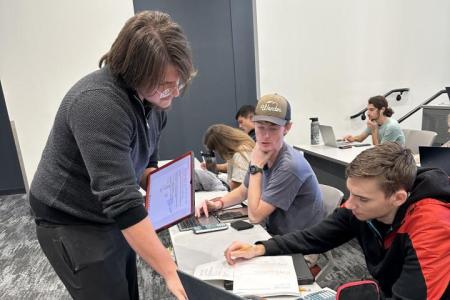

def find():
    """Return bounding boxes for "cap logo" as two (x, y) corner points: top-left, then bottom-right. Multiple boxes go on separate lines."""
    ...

(260, 101), (282, 113)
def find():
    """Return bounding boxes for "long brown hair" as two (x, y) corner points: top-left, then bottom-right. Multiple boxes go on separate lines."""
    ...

(203, 124), (255, 161)
(99, 11), (196, 92)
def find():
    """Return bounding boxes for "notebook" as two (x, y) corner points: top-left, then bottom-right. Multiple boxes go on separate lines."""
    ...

(419, 146), (450, 175)
(144, 151), (219, 232)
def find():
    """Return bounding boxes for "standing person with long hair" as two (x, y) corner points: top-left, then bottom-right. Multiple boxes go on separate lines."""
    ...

(29, 11), (196, 300)
(203, 124), (255, 190)
(344, 95), (405, 145)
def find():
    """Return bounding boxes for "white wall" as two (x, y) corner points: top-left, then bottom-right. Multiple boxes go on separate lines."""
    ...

(2, 0), (450, 181)
(0, 0), (134, 180)
(255, 0), (450, 145)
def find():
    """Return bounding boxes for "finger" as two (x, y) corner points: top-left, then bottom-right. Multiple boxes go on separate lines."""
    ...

(194, 206), (200, 218)
(224, 249), (236, 265)
(224, 243), (237, 262)
(202, 201), (209, 218)
(225, 242), (242, 258)
(230, 250), (247, 259)
(195, 202), (205, 217)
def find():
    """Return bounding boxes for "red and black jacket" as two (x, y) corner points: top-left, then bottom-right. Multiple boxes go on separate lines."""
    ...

(260, 168), (450, 299)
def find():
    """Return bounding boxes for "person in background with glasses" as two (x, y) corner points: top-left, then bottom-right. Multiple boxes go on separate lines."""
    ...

(29, 11), (196, 300)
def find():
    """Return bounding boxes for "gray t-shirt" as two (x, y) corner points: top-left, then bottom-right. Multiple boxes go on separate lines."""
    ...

(364, 118), (405, 145)
(244, 143), (324, 235)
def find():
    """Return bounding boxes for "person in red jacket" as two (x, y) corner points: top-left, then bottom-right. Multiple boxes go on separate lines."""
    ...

(225, 142), (450, 299)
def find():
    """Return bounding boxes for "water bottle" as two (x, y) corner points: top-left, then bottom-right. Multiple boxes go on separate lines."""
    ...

(310, 117), (320, 145)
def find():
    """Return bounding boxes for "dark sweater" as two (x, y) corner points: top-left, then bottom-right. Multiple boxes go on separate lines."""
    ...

(259, 168), (450, 299)
(30, 67), (166, 229)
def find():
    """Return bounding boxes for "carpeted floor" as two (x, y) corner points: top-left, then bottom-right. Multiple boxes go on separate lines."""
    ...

(0, 193), (370, 299)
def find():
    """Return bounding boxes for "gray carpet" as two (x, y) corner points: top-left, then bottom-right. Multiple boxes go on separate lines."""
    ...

(0, 193), (369, 299)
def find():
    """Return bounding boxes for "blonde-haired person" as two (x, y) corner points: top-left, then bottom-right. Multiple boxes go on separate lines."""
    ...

(204, 124), (255, 190)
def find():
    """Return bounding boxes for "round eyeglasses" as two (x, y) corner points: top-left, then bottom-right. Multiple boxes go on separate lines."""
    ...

(157, 82), (185, 98)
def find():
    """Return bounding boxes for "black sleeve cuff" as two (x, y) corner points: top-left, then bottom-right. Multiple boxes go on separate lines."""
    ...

(114, 205), (148, 230)
(147, 161), (158, 168)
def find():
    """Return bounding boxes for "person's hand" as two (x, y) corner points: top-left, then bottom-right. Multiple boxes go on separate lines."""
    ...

(200, 162), (207, 170)
(251, 143), (272, 167)
(343, 135), (355, 142)
(165, 273), (188, 300)
(367, 119), (378, 131)
(195, 197), (222, 218)
(224, 241), (265, 265)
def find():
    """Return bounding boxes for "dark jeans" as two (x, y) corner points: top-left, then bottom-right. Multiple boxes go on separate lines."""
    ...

(35, 222), (138, 300)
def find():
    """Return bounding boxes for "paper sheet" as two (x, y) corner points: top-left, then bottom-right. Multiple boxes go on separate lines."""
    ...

(193, 259), (234, 281)
(233, 256), (300, 297)
(193, 256), (300, 297)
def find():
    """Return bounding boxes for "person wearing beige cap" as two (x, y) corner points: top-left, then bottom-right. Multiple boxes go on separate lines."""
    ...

(196, 93), (324, 236)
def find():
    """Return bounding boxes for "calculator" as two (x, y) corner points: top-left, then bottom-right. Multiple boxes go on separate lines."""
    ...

(300, 287), (336, 300)
(192, 223), (228, 234)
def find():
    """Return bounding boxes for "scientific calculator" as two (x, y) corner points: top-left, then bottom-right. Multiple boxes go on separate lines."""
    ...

(299, 287), (336, 300)
(192, 223), (228, 234)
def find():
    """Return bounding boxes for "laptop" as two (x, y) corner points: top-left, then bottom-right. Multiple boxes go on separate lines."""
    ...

(419, 146), (450, 175)
(145, 151), (219, 232)
(319, 125), (370, 148)
(177, 270), (244, 300)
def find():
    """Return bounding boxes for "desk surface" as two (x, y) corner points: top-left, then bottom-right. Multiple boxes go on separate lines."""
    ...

(169, 191), (320, 298)
(294, 144), (372, 165)
(169, 220), (271, 274)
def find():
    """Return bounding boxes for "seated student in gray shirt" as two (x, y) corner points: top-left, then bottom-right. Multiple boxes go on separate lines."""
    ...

(195, 93), (324, 235)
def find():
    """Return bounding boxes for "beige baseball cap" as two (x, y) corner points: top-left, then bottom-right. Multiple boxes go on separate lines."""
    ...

(253, 93), (291, 126)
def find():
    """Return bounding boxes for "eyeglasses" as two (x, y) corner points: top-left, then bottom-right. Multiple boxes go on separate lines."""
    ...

(157, 82), (185, 98)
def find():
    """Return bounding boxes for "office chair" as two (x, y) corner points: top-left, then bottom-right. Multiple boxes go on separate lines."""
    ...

(402, 129), (412, 142)
(403, 129), (437, 154)
(315, 184), (344, 282)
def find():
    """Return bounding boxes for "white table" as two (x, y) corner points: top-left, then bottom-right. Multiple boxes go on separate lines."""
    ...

(294, 144), (372, 198)
(169, 191), (321, 299)
(295, 144), (372, 165)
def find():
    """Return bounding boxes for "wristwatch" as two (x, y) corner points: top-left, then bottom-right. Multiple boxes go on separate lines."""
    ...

(249, 165), (263, 175)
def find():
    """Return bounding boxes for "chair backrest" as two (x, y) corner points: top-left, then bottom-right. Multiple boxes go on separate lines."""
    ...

(319, 184), (344, 217)
(404, 129), (438, 154)
(402, 128), (412, 141)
